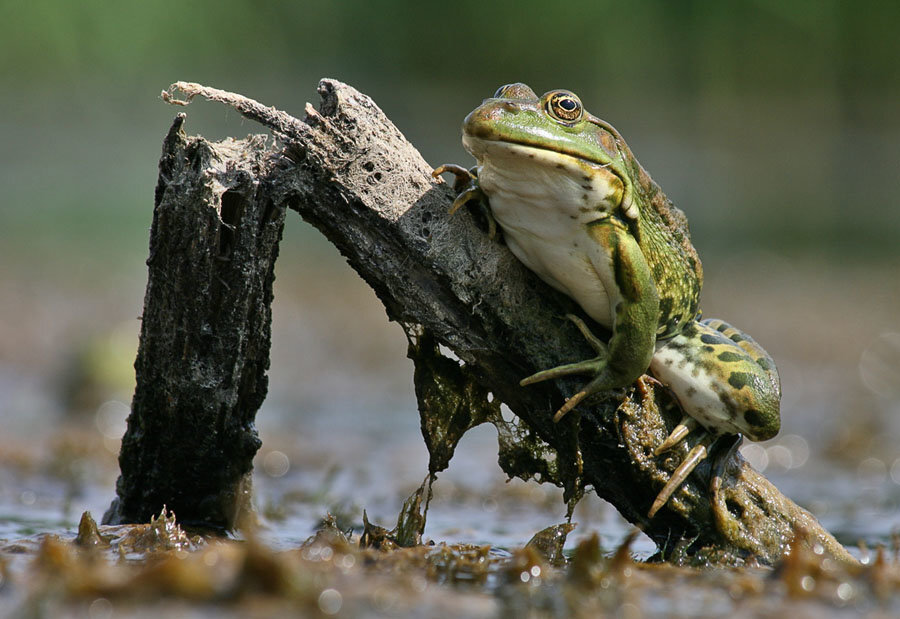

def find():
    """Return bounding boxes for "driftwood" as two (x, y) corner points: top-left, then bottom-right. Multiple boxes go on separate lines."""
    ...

(105, 79), (855, 566)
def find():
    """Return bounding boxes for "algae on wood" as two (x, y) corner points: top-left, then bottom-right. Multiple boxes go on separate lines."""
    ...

(107, 79), (854, 565)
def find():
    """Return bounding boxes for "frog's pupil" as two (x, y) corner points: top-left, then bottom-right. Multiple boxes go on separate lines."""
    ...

(560, 98), (576, 111)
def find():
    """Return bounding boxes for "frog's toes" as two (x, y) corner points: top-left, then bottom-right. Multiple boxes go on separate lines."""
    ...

(564, 313), (608, 356)
(653, 415), (698, 456)
(519, 356), (605, 386)
(432, 163), (472, 184)
(446, 186), (484, 216)
(648, 432), (713, 519)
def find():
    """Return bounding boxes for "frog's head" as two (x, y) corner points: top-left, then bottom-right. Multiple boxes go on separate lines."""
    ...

(462, 83), (640, 220)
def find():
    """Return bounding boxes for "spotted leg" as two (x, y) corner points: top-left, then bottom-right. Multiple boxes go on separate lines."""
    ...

(646, 318), (781, 517)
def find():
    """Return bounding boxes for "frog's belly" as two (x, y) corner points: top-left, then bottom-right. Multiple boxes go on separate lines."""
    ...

(483, 191), (615, 329)
(472, 142), (625, 328)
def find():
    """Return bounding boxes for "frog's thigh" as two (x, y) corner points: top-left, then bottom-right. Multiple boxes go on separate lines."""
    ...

(649, 320), (780, 441)
(700, 318), (780, 396)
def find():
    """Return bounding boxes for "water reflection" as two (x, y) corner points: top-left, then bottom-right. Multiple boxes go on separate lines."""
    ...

(740, 433), (810, 473)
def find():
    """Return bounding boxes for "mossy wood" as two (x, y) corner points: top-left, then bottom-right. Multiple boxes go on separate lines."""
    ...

(108, 79), (853, 565)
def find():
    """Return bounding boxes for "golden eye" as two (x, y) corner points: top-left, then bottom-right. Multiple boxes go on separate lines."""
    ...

(546, 91), (583, 123)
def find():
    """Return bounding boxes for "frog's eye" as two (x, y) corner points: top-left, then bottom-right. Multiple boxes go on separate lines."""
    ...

(546, 91), (583, 123)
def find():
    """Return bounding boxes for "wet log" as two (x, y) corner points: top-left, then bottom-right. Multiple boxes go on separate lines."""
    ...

(106, 79), (854, 565)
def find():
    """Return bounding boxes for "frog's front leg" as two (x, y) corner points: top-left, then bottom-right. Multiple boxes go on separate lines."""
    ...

(432, 165), (499, 239)
(520, 220), (660, 421)
(647, 318), (781, 517)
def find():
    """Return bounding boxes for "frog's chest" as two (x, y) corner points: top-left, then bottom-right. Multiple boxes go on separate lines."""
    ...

(477, 160), (617, 328)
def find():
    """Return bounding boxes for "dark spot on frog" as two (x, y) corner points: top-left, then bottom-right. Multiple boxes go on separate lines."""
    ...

(755, 357), (772, 371)
(715, 322), (730, 333)
(582, 175), (592, 182)
(556, 163), (565, 169)
(703, 345), (714, 353)
(666, 339), (690, 353)
(581, 184), (593, 191)
(686, 386), (697, 397)
(421, 211), (432, 223)
(717, 351), (744, 363)
(363, 161), (375, 172)
(681, 322), (698, 338)
(727, 372), (753, 390)
(658, 297), (674, 319)
(528, 153), (535, 159)
(700, 334), (720, 345)
(743, 409), (765, 428)
(730, 333), (746, 343)
(664, 358), (673, 367)
(662, 313), (683, 334)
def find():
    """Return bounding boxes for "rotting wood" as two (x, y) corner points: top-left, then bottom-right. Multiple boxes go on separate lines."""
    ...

(103, 117), (283, 529)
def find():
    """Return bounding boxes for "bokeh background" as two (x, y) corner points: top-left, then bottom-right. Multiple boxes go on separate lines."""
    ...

(2, 1), (899, 552)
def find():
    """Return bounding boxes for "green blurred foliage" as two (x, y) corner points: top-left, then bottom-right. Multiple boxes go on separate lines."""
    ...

(4, 0), (897, 95)
(1, 0), (898, 267)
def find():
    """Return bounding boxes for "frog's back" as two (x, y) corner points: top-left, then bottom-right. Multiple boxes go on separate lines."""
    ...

(629, 160), (703, 339)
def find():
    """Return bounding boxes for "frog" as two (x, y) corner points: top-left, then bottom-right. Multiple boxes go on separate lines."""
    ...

(433, 83), (781, 519)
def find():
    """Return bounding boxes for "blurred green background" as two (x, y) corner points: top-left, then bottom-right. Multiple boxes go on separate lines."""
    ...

(3, 0), (898, 269)
(2, 0), (900, 546)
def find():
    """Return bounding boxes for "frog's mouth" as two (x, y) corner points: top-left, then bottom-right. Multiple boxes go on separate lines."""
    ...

(463, 134), (614, 172)
(463, 135), (616, 176)
(464, 136), (633, 217)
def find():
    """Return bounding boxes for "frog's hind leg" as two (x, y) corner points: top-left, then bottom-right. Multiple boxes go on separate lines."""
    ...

(646, 317), (781, 517)
(648, 432), (713, 518)
(701, 318), (781, 397)
(650, 319), (781, 444)
(654, 415), (699, 456)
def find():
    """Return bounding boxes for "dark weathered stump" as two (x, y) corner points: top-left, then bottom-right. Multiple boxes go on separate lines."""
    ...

(104, 80), (854, 566)
(103, 117), (284, 528)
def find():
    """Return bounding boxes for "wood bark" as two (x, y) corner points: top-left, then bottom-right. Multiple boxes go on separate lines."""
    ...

(106, 79), (855, 566)
(103, 117), (283, 529)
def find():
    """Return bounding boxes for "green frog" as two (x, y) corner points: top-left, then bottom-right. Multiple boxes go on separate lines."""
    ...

(433, 83), (781, 518)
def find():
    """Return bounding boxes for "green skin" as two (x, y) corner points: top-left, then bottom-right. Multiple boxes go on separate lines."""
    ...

(435, 83), (781, 516)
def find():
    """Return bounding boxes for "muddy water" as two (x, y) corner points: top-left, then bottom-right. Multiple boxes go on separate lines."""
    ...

(2, 254), (900, 615)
